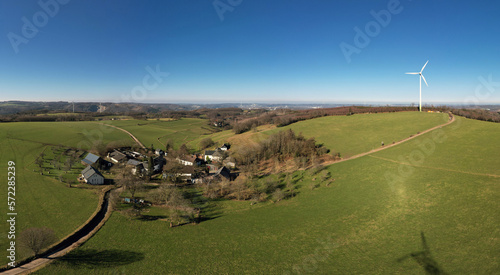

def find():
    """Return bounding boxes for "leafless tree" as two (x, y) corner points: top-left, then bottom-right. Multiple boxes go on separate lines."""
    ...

(35, 157), (43, 169)
(19, 227), (56, 256)
(272, 188), (285, 202)
(117, 170), (143, 199)
(199, 138), (215, 150)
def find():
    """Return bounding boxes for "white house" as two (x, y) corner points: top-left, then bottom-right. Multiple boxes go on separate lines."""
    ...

(204, 150), (223, 162)
(81, 166), (104, 185)
(219, 144), (230, 151)
(176, 155), (203, 166)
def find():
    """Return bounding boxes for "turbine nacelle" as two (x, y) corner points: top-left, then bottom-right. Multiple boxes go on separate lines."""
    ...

(405, 60), (429, 87)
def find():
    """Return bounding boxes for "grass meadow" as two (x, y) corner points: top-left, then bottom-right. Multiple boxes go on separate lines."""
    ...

(0, 121), (135, 150)
(102, 118), (215, 150)
(268, 111), (450, 157)
(0, 135), (100, 265)
(37, 115), (499, 274)
(190, 112), (449, 157)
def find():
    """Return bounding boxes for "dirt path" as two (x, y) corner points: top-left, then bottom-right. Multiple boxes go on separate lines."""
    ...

(1, 188), (119, 275)
(322, 113), (456, 166)
(369, 155), (500, 178)
(97, 123), (146, 149)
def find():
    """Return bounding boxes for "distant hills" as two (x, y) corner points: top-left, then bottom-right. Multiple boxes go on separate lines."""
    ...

(0, 100), (498, 116)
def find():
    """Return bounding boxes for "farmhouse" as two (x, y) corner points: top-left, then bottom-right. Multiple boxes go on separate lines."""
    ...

(143, 156), (167, 174)
(176, 155), (204, 166)
(223, 157), (236, 168)
(163, 163), (195, 181)
(108, 150), (127, 163)
(81, 153), (100, 165)
(81, 166), (104, 185)
(126, 159), (144, 175)
(204, 150), (223, 162)
(214, 166), (232, 181)
(155, 149), (165, 156)
(207, 164), (219, 174)
(219, 143), (230, 151)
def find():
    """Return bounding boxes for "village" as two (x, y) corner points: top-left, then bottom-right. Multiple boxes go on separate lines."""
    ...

(79, 143), (237, 187)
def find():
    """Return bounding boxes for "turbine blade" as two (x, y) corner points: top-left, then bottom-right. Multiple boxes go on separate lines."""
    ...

(421, 60), (429, 72)
(406, 72), (419, 75)
(421, 74), (428, 86)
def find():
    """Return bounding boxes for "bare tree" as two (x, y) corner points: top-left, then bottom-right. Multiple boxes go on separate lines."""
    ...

(165, 139), (174, 153)
(285, 174), (295, 198)
(169, 209), (181, 227)
(272, 188), (285, 202)
(117, 170), (143, 199)
(19, 227), (56, 256)
(35, 157), (44, 170)
(64, 158), (73, 172)
(199, 138), (215, 150)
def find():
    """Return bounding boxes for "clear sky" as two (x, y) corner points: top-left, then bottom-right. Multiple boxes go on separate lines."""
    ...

(1, 0), (499, 104)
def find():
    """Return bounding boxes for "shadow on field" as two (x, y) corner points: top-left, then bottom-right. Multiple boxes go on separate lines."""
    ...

(138, 214), (167, 221)
(198, 201), (224, 222)
(54, 249), (144, 269)
(397, 232), (447, 275)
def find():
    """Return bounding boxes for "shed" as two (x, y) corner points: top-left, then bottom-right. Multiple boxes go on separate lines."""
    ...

(82, 153), (100, 165)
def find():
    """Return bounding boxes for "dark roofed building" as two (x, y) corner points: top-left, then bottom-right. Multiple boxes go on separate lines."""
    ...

(219, 143), (230, 151)
(177, 155), (204, 166)
(126, 159), (144, 175)
(215, 166), (232, 180)
(109, 150), (127, 163)
(82, 153), (100, 165)
(163, 162), (195, 180)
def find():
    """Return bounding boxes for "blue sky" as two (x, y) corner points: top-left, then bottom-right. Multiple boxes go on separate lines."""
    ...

(1, 0), (499, 104)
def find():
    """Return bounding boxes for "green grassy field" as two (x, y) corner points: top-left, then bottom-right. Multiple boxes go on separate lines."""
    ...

(37, 115), (499, 274)
(268, 111), (450, 157)
(0, 121), (135, 150)
(102, 118), (215, 150)
(189, 112), (449, 157)
(0, 140), (98, 265)
(0, 121), (136, 266)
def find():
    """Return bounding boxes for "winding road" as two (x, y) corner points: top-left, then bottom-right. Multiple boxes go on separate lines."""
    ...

(1, 188), (118, 275)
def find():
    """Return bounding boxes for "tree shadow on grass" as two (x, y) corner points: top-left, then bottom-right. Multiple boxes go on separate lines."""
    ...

(138, 214), (167, 221)
(397, 232), (447, 275)
(53, 249), (145, 269)
(198, 202), (223, 222)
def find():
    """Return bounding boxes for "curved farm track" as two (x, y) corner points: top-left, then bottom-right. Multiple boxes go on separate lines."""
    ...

(1, 188), (118, 275)
(98, 123), (146, 149)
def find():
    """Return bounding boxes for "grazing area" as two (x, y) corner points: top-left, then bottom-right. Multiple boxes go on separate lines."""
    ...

(0, 121), (134, 150)
(268, 111), (450, 157)
(0, 138), (99, 266)
(102, 118), (216, 150)
(191, 112), (449, 158)
(37, 114), (499, 274)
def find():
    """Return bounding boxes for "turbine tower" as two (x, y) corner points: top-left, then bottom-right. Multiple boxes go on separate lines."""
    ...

(406, 61), (429, 112)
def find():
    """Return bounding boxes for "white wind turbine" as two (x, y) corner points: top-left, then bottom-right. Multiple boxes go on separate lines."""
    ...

(406, 60), (429, 112)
